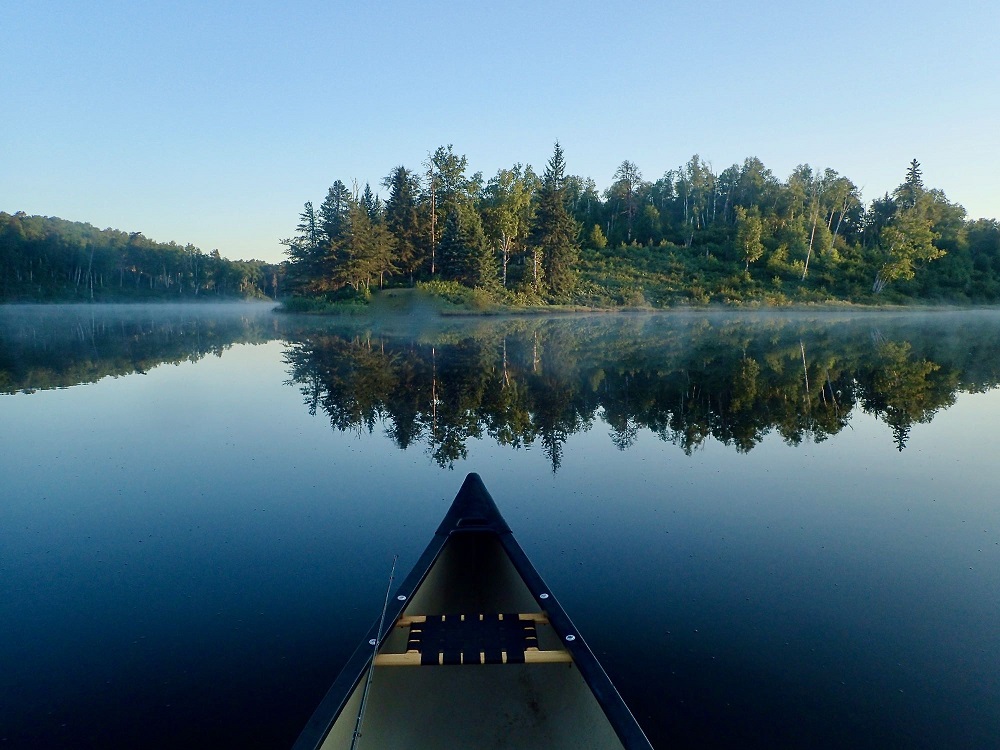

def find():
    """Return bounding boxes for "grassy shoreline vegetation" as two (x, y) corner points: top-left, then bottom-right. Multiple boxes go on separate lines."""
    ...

(281, 144), (1000, 313)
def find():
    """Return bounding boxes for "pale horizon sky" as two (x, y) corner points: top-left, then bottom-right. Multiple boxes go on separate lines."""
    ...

(4, 0), (998, 264)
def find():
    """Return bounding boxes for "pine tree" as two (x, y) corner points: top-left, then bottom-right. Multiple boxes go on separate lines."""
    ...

(438, 211), (465, 283)
(382, 166), (423, 283)
(361, 183), (381, 221)
(426, 146), (477, 267)
(897, 159), (924, 209)
(318, 181), (351, 247)
(281, 201), (325, 292)
(463, 210), (498, 290)
(588, 223), (608, 249)
(529, 142), (580, 300)
(331, 198), (397, 293)
(438, 209), (496, 288)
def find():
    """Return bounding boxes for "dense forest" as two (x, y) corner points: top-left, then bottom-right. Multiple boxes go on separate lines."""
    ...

(283, 145), (1000, 308)
(0, 212), (284, 302)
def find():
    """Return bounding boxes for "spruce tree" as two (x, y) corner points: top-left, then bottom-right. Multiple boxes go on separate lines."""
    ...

(329, 197), (397, 294)
(897, 159), (924, 209)
(438, 209), (496, 288)
(438, 211), (465, 283)
(361, 183), (381, 221)
(282, 201), (325, 292)
(382, 166), (423, 283)
(530, 142), (580, 300)
(462, 210), (498, 290)
(318, 181), (351, 246)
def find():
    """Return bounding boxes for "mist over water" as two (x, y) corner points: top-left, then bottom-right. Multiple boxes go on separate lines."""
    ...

(2, 304), (999, 748)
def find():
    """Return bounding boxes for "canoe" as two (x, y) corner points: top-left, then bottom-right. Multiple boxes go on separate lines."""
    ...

(293, 473), (653, 749)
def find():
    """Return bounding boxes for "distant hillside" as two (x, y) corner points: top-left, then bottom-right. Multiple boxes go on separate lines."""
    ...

(0, 212), (286, 302)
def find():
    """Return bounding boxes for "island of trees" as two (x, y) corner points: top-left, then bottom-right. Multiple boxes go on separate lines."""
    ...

(282, 144), (1000, 309)
(0, 212), (283, 302)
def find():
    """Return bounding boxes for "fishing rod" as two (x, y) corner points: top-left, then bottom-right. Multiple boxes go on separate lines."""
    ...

(350, 554), (398, 750)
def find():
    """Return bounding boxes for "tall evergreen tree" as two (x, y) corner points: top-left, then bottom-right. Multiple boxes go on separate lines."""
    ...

(361, 183), (381, 221)
(281, 201), (324, 292)
(318, 181), (352, 247)
(382, 166), (423, 283)
(438, 209), (496, 288)
(896, 159), (924, 209)
(331, 196), (397, 293)
(438, 210), (465, 283)
(422, 146), (480, 277)
(464, 210), (498, 290)
(529, 142), (580, 299)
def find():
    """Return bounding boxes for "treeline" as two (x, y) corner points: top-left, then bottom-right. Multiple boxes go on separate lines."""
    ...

(0, 212), (284, 302)
(283, 144), (582, 305)
(284, 146), (1000, 306)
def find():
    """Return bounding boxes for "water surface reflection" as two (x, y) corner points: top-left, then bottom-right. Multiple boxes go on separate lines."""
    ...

(282, 312), (1000, 468)
(0, 303), (281, 393)
(3, 305), (1000, 749)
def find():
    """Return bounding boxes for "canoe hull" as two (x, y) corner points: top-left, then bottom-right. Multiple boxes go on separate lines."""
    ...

(294, 474), (652, 750)
(320, 659), (625, 748)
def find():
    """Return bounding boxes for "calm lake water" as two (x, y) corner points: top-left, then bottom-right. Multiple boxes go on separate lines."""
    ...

(2, 303), (999, 749)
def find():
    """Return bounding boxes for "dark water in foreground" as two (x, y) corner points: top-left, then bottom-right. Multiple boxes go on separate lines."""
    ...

(2, 303), (999, 748)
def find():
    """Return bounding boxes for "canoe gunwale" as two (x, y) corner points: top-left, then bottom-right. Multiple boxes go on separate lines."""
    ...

(292, 473), (652, 750)
(291, 522), (448, 750)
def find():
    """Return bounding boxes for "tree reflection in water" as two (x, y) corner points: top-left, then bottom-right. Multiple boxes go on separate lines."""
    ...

(0, 303), (279, 393)
(3, 307), (995, 470)
(283, 312), (1000, 470)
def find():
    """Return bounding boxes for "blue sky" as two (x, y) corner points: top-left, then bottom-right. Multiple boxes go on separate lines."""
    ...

(4, 0), (998, 263)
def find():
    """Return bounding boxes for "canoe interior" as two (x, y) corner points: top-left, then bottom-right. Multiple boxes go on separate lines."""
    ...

(320, 533), (626, 749)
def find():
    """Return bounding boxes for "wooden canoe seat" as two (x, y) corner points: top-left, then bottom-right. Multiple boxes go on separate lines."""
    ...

(374, 613), (572, 667)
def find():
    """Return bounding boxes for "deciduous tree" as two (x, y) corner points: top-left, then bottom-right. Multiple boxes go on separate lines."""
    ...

(482, 164), (536, 288)
(735, 206), (764, 272)
(872, 194), (942, 293)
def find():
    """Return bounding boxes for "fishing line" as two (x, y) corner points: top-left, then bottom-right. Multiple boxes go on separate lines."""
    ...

(350, 554), (398, 750)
